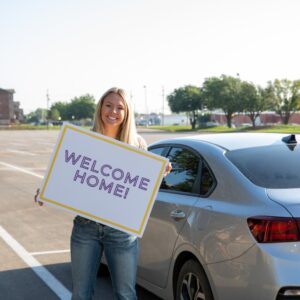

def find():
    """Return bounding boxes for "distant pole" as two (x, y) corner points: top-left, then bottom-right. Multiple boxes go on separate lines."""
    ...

(130, 90), (134, 111)
(130, 90), (133, 102)
(162, 86), (165, 126)
(143, 85), (148, 126)
(129, 90), (137, 119)
(46, 90), (50, 130)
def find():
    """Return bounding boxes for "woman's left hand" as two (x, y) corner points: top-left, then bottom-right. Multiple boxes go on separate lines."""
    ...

(164, 162), (172, 177)
(34, 188), (44, 206)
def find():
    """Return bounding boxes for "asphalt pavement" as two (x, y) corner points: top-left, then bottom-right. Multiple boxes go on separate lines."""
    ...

(0, 128), (194, 300)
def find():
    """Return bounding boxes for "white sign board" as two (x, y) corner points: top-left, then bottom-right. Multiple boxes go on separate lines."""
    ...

(38, 123), (168, 237)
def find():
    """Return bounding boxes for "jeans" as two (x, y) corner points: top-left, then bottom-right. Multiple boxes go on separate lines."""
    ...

(71, 216), (139, 300)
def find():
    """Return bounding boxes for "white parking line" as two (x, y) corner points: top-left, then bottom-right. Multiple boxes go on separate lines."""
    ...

(10, 142), (26, 147)
(30, 249), (70, 256)
(0, 225), (71, 300)
(37, 149), (53, 153)
(0, 161), (43, 178)
(6, 149), (36, 156)
(0, 167), (15, 171)
(39, 142), (55, 146)
(0, 167), (46, 172)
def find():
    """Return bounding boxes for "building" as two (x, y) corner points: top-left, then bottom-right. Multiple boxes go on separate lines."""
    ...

(136, 113), (189, 126)
(0, 88), (24, 125)
(210, 111), (300, 127)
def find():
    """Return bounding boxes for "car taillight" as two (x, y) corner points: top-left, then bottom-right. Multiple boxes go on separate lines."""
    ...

(247, 216), (300, 243)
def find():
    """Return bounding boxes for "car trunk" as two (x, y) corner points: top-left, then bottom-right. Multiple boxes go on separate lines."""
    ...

(267, 188), (300, 217)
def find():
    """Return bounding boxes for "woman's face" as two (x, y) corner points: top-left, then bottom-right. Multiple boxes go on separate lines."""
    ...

(100, 93), (126, 130)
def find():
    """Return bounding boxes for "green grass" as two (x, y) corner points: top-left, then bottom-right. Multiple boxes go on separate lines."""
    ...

(150, 124), (300, 133)
(0, 124), (62, 130)
(150, 125), (193, 132)
(0, 124), (91, 130)
(3, 123), (300, 134)
(246, 125), (300, 133)
(150, 125), (240, 132)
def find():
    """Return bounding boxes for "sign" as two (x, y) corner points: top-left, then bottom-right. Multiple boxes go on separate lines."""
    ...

(38, 123), (168, 237)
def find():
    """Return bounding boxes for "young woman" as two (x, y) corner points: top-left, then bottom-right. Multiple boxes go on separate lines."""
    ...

(35, 87), (171, 300)
(70, 87), (147, 300)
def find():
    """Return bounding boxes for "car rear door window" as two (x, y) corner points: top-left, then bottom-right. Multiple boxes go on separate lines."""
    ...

(200, 161), (215, 196)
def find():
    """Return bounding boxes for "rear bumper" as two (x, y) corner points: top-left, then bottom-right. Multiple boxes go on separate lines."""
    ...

(207, 243), (300, 300)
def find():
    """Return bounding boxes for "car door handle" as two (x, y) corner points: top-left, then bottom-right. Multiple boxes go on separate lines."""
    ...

(170, 210), (186, 220)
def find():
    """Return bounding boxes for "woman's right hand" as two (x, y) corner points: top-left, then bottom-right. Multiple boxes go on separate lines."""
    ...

(164, 162), (172, 177)
(34, 188), (44, 206)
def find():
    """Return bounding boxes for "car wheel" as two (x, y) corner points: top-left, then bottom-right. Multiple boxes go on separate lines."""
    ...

(176, 259), (213, 300)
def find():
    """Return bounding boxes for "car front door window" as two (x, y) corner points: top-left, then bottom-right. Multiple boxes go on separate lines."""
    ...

(161, 147), (199, 193)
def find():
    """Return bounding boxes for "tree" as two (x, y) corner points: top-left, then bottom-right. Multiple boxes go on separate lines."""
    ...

(25, 108), (48, 124)
(50, 94), (96, 121)
(202, 75), (243, 128)
(68, 94), (96, 120)
(50, 101), (69, 120)
(240, 83), (272, 128)
(268, 79), (300, 124)
(50, 108), (60, 121)
(167, 85), (202, 130)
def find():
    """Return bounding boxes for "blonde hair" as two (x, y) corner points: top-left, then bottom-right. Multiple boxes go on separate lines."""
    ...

(93, 87), (146, 149)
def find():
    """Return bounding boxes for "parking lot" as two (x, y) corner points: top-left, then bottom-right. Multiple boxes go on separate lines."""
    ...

(0, 128), (194, 300)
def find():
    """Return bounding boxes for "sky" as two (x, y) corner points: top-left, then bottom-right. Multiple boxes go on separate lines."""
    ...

(1, 0), (300, 115)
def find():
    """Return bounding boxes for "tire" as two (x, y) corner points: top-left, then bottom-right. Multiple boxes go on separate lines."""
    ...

(175, 259), (214, 300)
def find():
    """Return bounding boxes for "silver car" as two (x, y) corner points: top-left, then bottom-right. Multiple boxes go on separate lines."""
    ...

(137, 133), (300, 300)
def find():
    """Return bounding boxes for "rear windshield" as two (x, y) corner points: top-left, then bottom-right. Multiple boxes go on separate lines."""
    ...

(226, 144), (300, 188)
